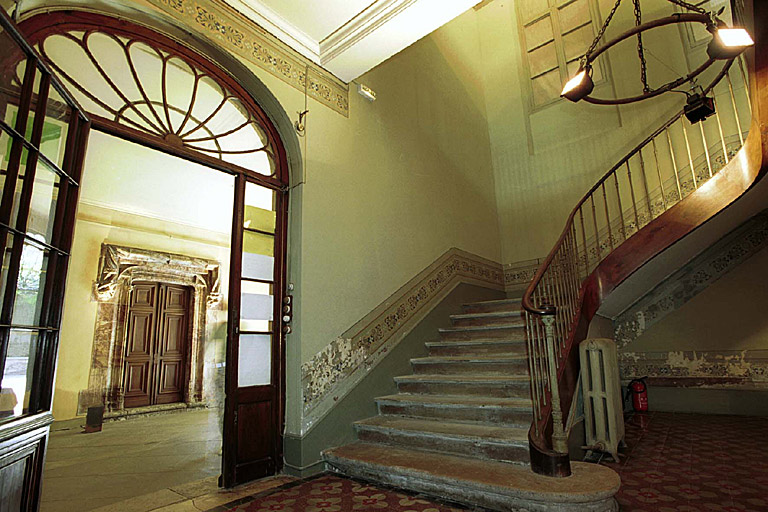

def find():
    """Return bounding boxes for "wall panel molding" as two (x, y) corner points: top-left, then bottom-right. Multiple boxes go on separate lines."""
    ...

(620, 350), (768, 388)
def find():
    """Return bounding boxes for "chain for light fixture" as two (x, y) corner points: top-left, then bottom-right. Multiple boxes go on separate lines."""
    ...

(561, 0), (754, 108)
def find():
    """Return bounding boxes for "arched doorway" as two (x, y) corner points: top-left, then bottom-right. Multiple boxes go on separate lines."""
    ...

(18, 10), (291, 489)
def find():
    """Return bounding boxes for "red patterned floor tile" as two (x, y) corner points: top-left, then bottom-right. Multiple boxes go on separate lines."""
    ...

(602, 412), (768, 512)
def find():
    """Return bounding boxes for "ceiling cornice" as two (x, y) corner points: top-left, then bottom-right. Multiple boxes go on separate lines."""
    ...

(226, 0), (321, 63)
(226, 0), (481, 83)
(319, 0), (419, 65)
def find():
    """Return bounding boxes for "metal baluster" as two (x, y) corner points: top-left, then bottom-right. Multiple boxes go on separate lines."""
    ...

(682, 120), (698, 189)
(590, 195), (600, 261)
(542, 314), (568, 453)
(533, 292), (549, 400)
(552, 264), (566, 350)
(651, 139), (667, 211)
(699, 122), (713, 178)
(579, 207), (589, 275)
(638, 151), (653, 221)
(727, 74), (744, 146)
(565, 230), (579, 322)
(713, 97), (729, 166)
(666, 127), (683, 200)
(525, 311), (541, 434)
(545, 270), (563, 360)
(626, 161), (640, 233)
(613, 172), (626, 241)
(601, 183), (614, 251)
(569, 230), (582, 305)
(737, 55), (751, 113)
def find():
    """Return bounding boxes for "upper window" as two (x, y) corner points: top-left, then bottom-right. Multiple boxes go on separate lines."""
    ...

(518, 0), (604, 108)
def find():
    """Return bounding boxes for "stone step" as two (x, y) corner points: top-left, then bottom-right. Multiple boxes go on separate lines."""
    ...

(426, 339), (527, 357)
(394, 374), (531, 398)
(439, 324), (526, 341)
(450, 310), (524, 327)
(462, 298), (522, 314)
(323, 442), (620, 512)
(410, 355), (529, 375)
(375, 394), (533, 426)
(354, 415), (530, 463)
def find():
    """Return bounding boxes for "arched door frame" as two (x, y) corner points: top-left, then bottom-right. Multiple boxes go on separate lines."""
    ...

(19, 9), (301, 486)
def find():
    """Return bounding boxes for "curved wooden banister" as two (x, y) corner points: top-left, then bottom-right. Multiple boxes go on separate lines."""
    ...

(522, 0), (767, 477)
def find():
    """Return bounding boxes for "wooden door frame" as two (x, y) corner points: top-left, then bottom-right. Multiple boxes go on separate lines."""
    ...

(19, 11), (291, 486)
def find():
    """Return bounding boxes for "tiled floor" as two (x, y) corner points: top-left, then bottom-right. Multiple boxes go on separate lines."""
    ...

(41, 409), (223, 512)
(601, 411), (768, 512)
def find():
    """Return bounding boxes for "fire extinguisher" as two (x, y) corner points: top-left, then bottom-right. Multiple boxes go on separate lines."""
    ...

(628, 377), (649, 412)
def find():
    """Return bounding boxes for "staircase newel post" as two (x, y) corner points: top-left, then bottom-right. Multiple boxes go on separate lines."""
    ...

(542, 313), (568, 453)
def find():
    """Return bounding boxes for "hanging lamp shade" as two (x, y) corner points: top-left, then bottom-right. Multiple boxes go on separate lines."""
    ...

(707, 27), (754, 60)
(561, 67), (594, 102)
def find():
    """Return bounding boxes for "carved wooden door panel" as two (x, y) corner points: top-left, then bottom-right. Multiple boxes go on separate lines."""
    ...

(123, 283), (157, 408)
(155, 285), (189, 405)
(123, 283), (189, 408)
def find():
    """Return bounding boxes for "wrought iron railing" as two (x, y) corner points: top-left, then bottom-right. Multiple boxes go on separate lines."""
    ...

(522, 51), (753, 476)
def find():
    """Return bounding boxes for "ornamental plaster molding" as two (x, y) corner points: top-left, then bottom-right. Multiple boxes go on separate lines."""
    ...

(320, 0), (419, 64)
(300, 248), (505, 434)
(613, 210), (768, 349)
(142, 0), (350, 116)
(503, 258), (541, 291)
(619, 350), (768, 386)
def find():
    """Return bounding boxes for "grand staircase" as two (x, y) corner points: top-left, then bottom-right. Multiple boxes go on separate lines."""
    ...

(324, 1), (765, 510)
(323, 298), (619, 511)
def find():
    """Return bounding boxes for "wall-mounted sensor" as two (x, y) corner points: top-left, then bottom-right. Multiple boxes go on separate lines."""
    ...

(357, 83), (376, 102)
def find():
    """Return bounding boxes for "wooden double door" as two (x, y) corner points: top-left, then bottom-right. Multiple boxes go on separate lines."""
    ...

(123, 282), (191, 408)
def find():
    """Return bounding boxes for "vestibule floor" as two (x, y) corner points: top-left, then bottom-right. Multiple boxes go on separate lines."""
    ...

(600, 411), (768, 512)
(41, 408), (223, 512)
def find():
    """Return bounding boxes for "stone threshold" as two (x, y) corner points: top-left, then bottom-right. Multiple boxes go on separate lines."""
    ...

(104, 401), (211, 422)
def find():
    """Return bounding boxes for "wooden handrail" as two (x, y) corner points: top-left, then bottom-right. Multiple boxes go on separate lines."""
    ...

(522, 0), (766, 477)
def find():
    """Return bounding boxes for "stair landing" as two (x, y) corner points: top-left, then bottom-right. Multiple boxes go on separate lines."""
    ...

(324, 442), (620, 512)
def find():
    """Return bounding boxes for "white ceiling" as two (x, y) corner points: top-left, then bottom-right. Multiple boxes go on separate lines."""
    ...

(226, 0), (482, 82)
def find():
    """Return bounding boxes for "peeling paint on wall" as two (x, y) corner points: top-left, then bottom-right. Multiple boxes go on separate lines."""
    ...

(619, 350), (768, 386)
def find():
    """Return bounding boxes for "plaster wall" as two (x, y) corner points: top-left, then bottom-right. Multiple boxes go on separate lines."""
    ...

(627, 243), (768, 353)
(219, 9), (503, 434)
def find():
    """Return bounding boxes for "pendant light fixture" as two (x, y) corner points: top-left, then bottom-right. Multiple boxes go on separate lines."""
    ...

(560, 0), (754, 115)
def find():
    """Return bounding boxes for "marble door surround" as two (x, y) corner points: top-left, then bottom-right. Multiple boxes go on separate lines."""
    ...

(77, 244), (222, 415)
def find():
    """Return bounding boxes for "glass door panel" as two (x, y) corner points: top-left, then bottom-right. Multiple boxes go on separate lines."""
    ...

(237, 181), (277, 388)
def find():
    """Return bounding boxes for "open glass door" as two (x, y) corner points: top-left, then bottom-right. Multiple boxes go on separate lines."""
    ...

(0, 9), (89, 511)
(223, 174), (287, 486)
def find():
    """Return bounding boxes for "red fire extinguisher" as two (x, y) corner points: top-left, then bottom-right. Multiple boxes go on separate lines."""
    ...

(628, 377), (649, 412)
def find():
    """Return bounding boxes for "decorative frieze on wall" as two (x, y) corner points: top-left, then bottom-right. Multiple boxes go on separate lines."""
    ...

(141, 0), (350, 116)
(300, 248), (504, 433)
(619, 350), (768, 387)
(503, 258), (541, 291)
(613, 211), (768, 348)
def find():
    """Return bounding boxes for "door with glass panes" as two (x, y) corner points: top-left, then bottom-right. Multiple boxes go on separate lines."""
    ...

(223, 175), (287, 486)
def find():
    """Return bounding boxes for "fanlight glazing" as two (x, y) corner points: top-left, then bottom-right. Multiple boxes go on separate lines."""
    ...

(30, 29), (276, 177)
